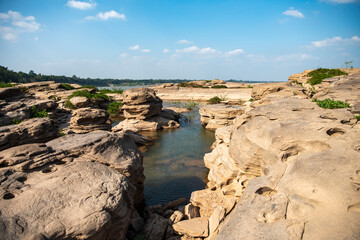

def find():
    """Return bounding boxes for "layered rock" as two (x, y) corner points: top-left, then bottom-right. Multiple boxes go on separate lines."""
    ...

(199, 104), (244, 130)
(0, 131), (144, 240)
(0, 118), (59, 151)
(122, 88), (162, 120)
(70, 107), (111, 133)
(113, 88), (180, 132)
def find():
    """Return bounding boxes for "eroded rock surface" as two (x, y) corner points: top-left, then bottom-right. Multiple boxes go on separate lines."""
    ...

(70, 107), (111, 133)
(0, 118), (59, 151)
(0, 131), (144, 240)
(113, 88), (180, 132)
(199, 104), (244, 131)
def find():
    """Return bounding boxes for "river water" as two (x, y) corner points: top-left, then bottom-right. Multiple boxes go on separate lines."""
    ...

(142, 103), (215, 206)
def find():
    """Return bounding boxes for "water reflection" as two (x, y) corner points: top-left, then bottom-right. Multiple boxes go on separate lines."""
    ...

(143, 104), (215, 206)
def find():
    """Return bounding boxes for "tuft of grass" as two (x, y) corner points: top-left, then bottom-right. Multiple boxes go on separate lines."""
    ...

(64, 99), (75, 109)
(247, 85), (253, 88)
(355, 115), (360, 121)
(182, 101), (199, 109)
(59, 129), (66, 136)
(0, 82), (17, 88)
(307, 68), (347, 85)
(48, 96), (61, 101)
(211, 85), (227, 88)
(312, 98), (350, 109)
(60, 83), (75, 90)
(11, 118), (22, 124)
(208, 95), (227, 104)
(99, 87), (124, 94)
(81, 85), (98, 90)
(249, 98), (254, 102)
(107, 101), (123, 116)
(30, 106), (49, 118)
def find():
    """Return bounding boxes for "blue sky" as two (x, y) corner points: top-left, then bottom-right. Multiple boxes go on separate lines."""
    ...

(0, 0), (359, 81)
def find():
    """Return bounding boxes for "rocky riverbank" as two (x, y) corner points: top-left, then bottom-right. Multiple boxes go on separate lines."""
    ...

(169, 69), (360, 240)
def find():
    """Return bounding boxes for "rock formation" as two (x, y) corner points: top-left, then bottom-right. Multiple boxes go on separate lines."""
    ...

(70, 107), (111, 133)
(113, 88), (180, 132)
(199, 104), (244, 130)
(0, 131), (144, 240)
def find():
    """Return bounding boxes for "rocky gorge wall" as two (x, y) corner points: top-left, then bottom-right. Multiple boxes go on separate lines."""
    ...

(195, 71), (360, 239)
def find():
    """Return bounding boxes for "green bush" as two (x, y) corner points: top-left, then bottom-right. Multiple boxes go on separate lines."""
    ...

(312, 98), (350, 109)
(64, 99), (75, 109)
(178, 82), (206, 88)
(99, 87), (124, 94)
(249, 98), (254, 102)
(211, 85), (227, 88)
(11, 118), (22, 124)
(0, 82), (17, 88)
(107, 101), (123, 116)
(355, 115), (360, 121)
(182, 101), (199, 109)
(247, 85), (253, 88)
(307, 68), (347, 85)
(30, 106), (49, 118)
(69, 90), (109, 101)
(81, 85), (98, 90)
(60, 83), (75, 90)
(208, 96), (222, 104)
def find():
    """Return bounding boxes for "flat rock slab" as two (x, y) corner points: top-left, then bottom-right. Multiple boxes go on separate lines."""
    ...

(173, 218), (209, 238)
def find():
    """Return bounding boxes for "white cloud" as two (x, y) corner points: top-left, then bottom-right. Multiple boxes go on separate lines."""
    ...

(141, 49), (151, 53)
(225, 49), (244, 56)
(320, 0), (359, 3)
(176, 45), (220, 54)
(0, 10), (40, 41)
(178, 39), (193, 44)
(311, 35), (360, 48)
(86, 10), (126, 21)
(67, 0), (96, 10)
(283, 7), (305, 18)
(275, 53), (319, 61)
(119, 53), (128, 58)
(163, 48), (170, 53)
(129, 45), (140, 50)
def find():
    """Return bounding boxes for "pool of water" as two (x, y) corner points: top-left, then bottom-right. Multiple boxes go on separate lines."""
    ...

(142, 103), (215, 206)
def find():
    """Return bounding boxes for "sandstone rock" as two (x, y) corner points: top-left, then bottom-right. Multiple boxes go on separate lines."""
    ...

(0, 130), (144, 240)
(169, 211), (185, 224)
(208, 206), (226, 235)
(70, 107), (111, 133)
(210, 96), (360, 239)
(123, 130), (152, 146)
(0, 87), (23, 100)
(0, 118), (58, 151)
(184, 203), (200, 219)
(190, 189), (236, 219)
(165, 107), (191, 114)
(173, 218), (209, 238)
(46, 131), (145, 205)
(122, 88), (162, 120)
(199, 105), (244, 131)
(130, 210), (145, 233)
(144, 214), (168, 240)
(113, 119), (160, 132)
(69, 96), (90, 108)
(212, 79), (226, 85)
(251, 82), (290, 100)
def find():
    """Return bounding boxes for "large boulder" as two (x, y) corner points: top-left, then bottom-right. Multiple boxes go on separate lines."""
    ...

(0, 118), (58, 151)
(0, 131), (144, 240)
(122, 88), (162, 120)
(199, 105), (244, 131)
(70, 107), (111, 133)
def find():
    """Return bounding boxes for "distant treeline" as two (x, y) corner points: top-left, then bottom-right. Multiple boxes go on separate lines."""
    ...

(0, 66), (188, 86)
(0, 65), (261, 86)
